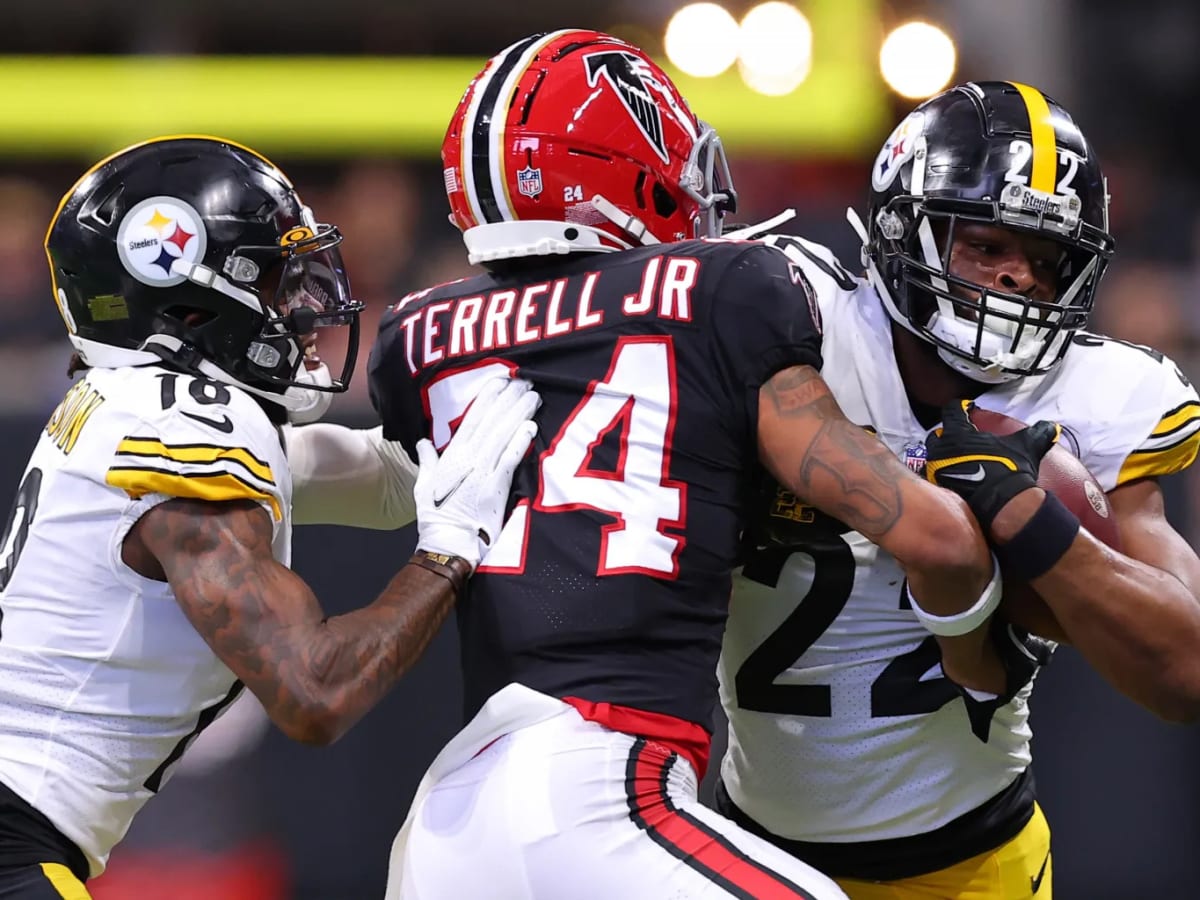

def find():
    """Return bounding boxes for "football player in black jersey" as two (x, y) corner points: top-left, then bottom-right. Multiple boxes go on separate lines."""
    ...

(369, 31), (1012, 900)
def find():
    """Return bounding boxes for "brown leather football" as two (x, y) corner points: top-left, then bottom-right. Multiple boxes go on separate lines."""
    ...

(969, 406), (1122, 642)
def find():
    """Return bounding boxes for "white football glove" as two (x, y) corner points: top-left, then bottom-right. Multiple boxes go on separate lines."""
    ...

(414, 377), (539, 569)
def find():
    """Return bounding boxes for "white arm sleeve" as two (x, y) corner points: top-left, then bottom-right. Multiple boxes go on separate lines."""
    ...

(285, 423), (418, 529)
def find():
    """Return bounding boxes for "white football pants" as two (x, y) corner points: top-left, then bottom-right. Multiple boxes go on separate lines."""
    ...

(385, 684), (846, 900)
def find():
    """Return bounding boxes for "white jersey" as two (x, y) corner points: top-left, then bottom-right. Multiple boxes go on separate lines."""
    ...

(718, 234), (1200, 844)
(0, 365), (291, 876)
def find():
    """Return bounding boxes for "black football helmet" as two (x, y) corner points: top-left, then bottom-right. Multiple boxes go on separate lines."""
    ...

(852, 81), (1115, 383)
(45, 136), (363, 411)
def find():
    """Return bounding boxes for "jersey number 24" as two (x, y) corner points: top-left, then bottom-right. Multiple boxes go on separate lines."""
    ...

(424, 336), (686, 577)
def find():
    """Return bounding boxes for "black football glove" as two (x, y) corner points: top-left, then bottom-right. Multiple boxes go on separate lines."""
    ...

(956, 618), (1056, 742)
(924, 400), (1060, 530)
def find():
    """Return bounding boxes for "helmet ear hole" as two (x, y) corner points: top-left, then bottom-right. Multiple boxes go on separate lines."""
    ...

(651, 181), (677, 219)
(633, 171), (648, 210)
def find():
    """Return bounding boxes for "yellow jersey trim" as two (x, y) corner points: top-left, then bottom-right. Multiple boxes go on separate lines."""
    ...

(1118, 435), (1200, 485)
(105, 467), (282, 521)
(114, 437), (275, 484)
(1150, 400), (1200, 438)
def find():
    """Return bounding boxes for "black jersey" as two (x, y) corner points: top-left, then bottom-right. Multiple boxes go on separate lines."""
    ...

(369, 239), (822, 730)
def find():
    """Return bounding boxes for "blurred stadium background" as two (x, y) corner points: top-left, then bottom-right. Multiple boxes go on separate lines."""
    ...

(1, 1), (1198, 897)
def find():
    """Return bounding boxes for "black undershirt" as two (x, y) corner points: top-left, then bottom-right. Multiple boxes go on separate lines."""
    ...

(0, 778), (88, 882)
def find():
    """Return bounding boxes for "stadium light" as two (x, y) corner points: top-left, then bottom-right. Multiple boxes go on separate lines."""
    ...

(664, 3), (740, 78)
(737, 2), (813, 97)
(879, 22), (956, 99)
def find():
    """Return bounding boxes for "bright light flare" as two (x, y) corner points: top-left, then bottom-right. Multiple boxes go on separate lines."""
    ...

(737, 2), (813, 96)
(880, 22), (957, 99)
(664, 3), (740, 78)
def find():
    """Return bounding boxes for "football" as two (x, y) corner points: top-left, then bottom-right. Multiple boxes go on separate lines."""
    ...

(969, 407), (1122, 643)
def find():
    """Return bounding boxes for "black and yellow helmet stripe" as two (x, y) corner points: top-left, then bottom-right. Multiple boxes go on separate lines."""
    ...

(44, 133), (282, 253)
(1008, 81), (1057, 194)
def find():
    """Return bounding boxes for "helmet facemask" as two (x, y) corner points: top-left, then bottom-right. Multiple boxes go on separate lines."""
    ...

(149, 219), (364, 412)
(667, 119), (738, 240)
(876, 194), (1111, 383)
(859, 81), (1117, 384)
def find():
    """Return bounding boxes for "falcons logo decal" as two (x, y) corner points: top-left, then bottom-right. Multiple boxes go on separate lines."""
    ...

(584, 51), (693, 164)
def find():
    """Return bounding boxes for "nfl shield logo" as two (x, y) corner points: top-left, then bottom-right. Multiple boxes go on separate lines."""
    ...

(516, 166), (543, 198)
(903, 441), (927, 476)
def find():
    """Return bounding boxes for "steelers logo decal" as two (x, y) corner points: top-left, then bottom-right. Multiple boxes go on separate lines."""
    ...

(116, 196), (208, 287)
(872, 111), (925, 192)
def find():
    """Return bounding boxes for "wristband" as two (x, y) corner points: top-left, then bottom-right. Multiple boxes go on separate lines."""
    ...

(908, 553), (1002, 637)
(993, 492), (1080, 582)
(408, 549), (473, 597)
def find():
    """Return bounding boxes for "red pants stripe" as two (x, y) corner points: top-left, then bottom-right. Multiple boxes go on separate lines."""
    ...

(624, 738), (819, 899)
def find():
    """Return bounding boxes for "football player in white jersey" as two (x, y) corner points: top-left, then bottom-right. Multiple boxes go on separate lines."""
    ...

(717, 82), (1200, 899)
(0, 136), (539, 899)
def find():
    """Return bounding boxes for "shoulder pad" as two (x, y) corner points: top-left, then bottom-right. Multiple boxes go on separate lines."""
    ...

(104, 371), (287, 521)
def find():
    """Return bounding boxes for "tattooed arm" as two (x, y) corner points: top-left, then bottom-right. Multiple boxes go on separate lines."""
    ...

(120, 376), (538, 745)
(757, 365), (1004, 690)
(125, 498), (454, 745)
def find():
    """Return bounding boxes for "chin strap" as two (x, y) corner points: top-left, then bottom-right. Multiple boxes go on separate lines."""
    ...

(721, 208), (797, 241)
(846, 206), (926, 343)
(141, 333), (312, 411)
(590, 194), (660, 246)
(169, 258), (261, 313)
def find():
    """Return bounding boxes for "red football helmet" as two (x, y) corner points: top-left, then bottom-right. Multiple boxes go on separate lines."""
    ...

(442, 29), (737, 265)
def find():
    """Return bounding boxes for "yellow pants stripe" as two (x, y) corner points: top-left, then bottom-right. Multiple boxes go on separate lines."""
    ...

(38, 863), (92, 900)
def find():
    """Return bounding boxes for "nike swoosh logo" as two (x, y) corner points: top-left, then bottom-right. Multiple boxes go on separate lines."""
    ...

(181, 410), (235, 434)
(1030, 849), (1050, 893)
(432, 472), (469, 508)
(942, 464), (986, 483)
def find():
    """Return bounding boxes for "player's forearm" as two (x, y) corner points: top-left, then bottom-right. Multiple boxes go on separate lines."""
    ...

(896, 485), (993, 614)
(287, 423), (418, 530)
(909, 553), (1006, 696)
(1030, 536), (1200, 721)
(992, 489), (1200, 721)
(902, 489), (1005, 694)
(268, 564), (457, 744)
(758, 366), (992, 584)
